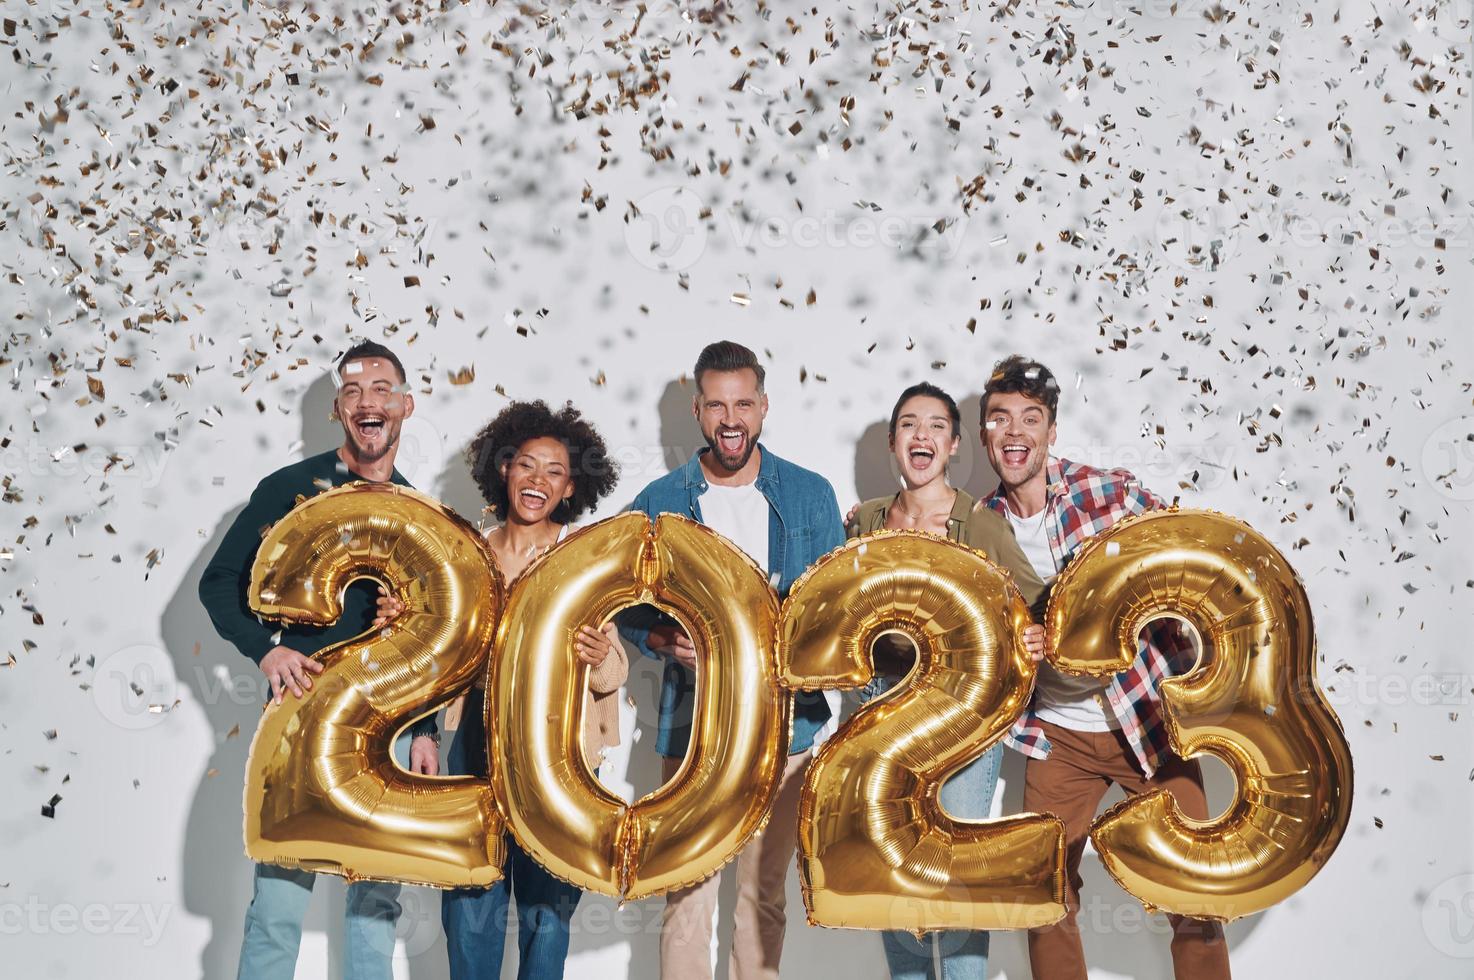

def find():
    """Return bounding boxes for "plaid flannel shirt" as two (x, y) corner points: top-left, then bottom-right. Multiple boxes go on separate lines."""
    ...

(984, 456), (1195, 778)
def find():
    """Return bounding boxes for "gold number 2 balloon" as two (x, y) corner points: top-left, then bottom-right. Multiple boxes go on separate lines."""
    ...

(492, 512), (790, 900)
(1047, 509), (1354, 920)
(244, 482), (506, 887)
(778, 530), (1067, 932)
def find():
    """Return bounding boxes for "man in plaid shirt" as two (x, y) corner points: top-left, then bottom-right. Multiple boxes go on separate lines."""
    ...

(977, 356), (1231, 980)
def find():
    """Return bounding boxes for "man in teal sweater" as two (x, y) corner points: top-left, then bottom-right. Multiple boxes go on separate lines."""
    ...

(198, 340), (438, 980)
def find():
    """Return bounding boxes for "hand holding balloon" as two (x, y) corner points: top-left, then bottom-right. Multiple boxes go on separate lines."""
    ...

(574, 623), (620, 668)
(648, 623), (697, 670)
(258, 645), (324, 703)
(371, 586), (405, 629)
(1022, 623), (1046, 662)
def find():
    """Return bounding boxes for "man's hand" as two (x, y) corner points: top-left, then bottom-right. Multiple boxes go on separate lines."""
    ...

(844, 501), (861, 528)
(409, 735), (440, 775)
(647, 623), (697, 671)
(372, 586), (405, 629)
(260, 645), (324, 704)
(1022, 624), (1048, 663)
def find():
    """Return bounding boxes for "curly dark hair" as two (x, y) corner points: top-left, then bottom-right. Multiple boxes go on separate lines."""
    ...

(465, 400), (619, 523)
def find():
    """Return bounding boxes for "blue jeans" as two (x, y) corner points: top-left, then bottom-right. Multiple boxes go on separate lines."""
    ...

(237, 731), (418, 980)
(237, 866), (401, 980)
(859, 674), (1003, 980)
(441, 689), (585, 980)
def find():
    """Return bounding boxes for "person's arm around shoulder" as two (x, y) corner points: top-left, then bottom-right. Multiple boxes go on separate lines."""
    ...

(1106, 465), (1168, 515)
(847, 497), (886, 540)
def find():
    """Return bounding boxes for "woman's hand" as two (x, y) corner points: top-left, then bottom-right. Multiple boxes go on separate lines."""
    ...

(371, 586), (405, 629)
(1022, 624), (1048, 663)
(575, 623), (616, 667)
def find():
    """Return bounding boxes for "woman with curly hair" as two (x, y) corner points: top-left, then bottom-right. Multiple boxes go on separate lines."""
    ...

(374, 399), (624, 980)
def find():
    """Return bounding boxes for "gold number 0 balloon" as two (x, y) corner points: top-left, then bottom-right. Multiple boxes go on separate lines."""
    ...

(1047, 509), (1354, 920)
(777, 530), (1067, 931)
(244, 482), (506, 887)
(492, 512), (790, 900)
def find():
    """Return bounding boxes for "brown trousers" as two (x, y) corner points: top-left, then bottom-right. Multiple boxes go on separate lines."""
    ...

(659, 749), (812, 980)
(1024, 720), (1232, 980)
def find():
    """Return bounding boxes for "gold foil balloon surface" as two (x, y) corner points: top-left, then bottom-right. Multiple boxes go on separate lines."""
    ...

(1047, 509), (1354, 920)
(778, 530), (1067, 932)
(244, 482), (506, 887)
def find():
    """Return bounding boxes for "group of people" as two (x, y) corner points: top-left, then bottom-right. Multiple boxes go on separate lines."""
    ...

(200, 338), (1233, 980)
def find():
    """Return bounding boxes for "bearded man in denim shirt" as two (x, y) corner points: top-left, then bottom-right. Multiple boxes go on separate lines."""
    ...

(618, 339), (845, 980)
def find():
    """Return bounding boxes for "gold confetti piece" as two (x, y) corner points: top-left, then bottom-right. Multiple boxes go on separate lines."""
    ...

(448, 365), (476, 385)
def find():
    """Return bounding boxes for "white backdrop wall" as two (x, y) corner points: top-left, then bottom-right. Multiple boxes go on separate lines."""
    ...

(1, 1), (1471, 978)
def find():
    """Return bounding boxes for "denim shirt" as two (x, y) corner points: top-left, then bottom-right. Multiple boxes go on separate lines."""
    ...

(617, 444), (846, 758)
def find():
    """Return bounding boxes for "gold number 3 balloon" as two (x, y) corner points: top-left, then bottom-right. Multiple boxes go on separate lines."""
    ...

(244, 483), (506, 887)
(1047, 509), (1354, 921)
(778, 531), (1067, 932)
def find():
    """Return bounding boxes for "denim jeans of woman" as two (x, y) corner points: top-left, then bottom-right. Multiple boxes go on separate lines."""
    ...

(858, 673), (1003, 980)
(441, 688), (587, 980)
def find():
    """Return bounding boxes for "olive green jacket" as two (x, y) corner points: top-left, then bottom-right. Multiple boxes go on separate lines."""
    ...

(849, 487), (1048, 616)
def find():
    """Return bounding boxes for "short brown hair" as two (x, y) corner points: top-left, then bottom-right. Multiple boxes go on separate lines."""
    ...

(337, 340), (406, 384)
(693, 340), (765, 393)
(981, 355), (1059, 421)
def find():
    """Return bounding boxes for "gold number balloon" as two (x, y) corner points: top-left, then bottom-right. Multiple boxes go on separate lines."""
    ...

(492, 512), (790, 900)
(1047, 509), (1354, 920)
(778, 531), (1067, 932)
(244, 482), (506, 887)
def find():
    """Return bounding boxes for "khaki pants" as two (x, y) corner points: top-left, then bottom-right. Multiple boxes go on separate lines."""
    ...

(659, 749), (812, 980)
(1023, 720), (1231, 980)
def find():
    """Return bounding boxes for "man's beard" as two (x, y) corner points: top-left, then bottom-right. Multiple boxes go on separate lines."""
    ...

(342, 418), (400, 464)
(703, 423), (759, 472)
(992, 444), (1045, 489)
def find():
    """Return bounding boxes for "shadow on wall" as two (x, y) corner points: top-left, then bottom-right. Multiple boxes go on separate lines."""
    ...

(166, 372), (349, 980)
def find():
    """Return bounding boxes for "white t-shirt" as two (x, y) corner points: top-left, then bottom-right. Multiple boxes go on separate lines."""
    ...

(1006, 504), (1116, 732)
(698, 481), (770, 573)
(698, 479), (841, 743)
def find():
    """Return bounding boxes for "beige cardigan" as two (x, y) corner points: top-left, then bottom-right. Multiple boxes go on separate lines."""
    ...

(448, 525), (631, 770)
